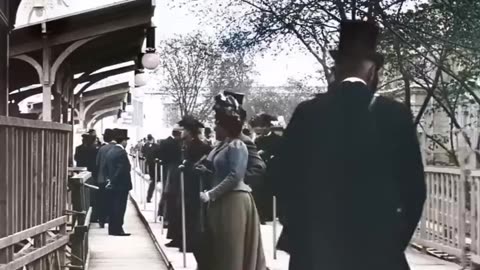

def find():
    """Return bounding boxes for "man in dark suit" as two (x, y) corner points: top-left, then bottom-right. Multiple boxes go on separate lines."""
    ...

(105, 128), (132, 236)
(94, 128), (115, 228)
(144, 134), (160, 202)
(74, 133), (98, 172)
(157, 127), (184, 246)
(272, 21), (426, 270)
(250, 113), (283, 223)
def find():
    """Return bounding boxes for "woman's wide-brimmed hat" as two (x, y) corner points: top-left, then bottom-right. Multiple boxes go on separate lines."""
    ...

(213, 91), (246, 122)
(329, 20), (384, 67)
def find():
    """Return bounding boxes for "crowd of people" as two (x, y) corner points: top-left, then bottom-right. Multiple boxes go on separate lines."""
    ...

(74, 20), (427, 270)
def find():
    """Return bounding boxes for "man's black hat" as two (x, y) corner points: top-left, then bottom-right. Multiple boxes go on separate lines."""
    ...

(250, 113), (277, 128)
(178, 116), (204, 132)
(113, 128), (129, 141)
(103, 129), (114, 140)
(330, 20), (384, 67)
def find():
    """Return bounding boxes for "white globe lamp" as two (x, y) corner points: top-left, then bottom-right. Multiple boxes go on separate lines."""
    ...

(141, 51), (160, 70)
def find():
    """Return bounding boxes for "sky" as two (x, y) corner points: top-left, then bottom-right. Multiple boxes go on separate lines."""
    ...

(152, 0), (322, 86)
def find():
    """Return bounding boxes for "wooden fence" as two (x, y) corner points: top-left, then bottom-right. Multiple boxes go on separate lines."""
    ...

(411, 166), (480, 267)
(0, 116), (71, 270)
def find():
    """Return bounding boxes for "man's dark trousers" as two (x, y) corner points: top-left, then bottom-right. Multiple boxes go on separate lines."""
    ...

(109, 189), (129, 234)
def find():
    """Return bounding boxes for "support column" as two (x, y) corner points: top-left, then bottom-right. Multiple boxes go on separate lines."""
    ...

(52, 91), (62, 122)
(42, 34), (52, 121)
(0, 24), (8, 116)
(78, 95), (86, 130)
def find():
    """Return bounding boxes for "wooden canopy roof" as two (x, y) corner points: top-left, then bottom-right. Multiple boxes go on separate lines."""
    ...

(9, 0), (153, 102)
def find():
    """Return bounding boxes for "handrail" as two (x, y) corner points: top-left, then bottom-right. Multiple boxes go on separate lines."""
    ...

(0, 115), (72, 131)
(0, 217), (67, 250)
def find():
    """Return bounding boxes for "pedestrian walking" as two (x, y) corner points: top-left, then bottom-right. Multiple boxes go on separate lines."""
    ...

(105, 128), (132, 236)
(94, 128), (116, 228)
(271, 20), (426, 270)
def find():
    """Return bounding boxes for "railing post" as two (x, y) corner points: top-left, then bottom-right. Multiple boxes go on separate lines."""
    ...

(460, 167), (468, 268)
(179, 163), (187, 268)
(273, 195), (278, 260)
(154, 159), (160, 223)
(160, 163), (165, 235)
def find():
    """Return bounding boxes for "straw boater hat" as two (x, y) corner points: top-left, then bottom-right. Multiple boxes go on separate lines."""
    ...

(329, 20), (384, 68)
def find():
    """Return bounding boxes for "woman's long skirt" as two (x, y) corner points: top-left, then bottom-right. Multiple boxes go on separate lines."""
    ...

(206, 191), (266, 270)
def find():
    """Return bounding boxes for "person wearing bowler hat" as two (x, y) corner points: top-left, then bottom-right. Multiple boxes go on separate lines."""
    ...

(105, 128), (132, 236)
(94, 128), (116, 228)
(270, 20), (426, 270)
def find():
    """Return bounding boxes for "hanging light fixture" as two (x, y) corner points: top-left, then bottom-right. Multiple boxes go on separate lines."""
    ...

(141, 25), (160, 70)
(125, 92), (134, 112)
(134, 69), (147, 87)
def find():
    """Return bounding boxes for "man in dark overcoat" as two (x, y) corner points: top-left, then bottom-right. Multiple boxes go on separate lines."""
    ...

(144, 134), (160, 203)
(251, 113), (283, 223)
(177, 116), (212, 254)
(105, 128), (132, 236)
(94, 128), (115, 228)
(159, 127), (184, 247)
(271, 20), (426, 270)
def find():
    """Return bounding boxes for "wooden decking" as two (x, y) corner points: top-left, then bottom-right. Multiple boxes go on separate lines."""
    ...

(88, 200), (168, 270)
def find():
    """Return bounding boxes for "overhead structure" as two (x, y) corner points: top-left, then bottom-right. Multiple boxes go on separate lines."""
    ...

(7, 0), (155, 122)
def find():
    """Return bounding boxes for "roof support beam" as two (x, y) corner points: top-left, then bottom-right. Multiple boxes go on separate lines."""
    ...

(87, 108), (119, 129)
(10, 10), (151, 57)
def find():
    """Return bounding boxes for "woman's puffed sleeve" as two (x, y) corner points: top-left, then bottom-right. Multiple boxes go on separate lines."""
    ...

(207, 140), (248, 201)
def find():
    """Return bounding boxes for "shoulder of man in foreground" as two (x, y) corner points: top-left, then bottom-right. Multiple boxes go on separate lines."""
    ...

(375, 95), (414, 122)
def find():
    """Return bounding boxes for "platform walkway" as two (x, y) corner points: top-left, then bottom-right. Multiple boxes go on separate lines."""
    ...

(88, 200), (168, 270)
(129, 170), (461, 270)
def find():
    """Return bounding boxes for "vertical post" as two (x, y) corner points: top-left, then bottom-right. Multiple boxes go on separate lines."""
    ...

(0, 123), (8, 264)
(273, 196), (277, 260)
(42, 34), (52, 122)
(58, 223), (67, 268)
(0, 24), (8, 116)
(160, 164), (165, 235)
(180, 166), (187, 268)
(154, 159), (159, 223)
(199, 175), (204, 233)
(143, 158), (147, 211)
(79, 95), (85, 130)
(459, 163), (468, 268)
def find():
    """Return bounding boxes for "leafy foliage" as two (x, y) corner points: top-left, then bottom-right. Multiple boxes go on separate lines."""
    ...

(172, 0), (480, 165)
(155, 33), (256, 122)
